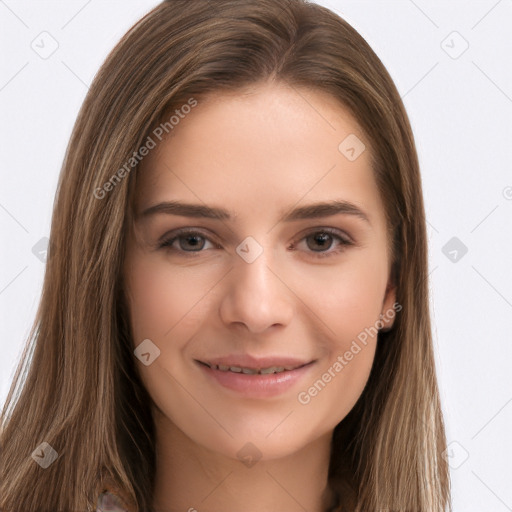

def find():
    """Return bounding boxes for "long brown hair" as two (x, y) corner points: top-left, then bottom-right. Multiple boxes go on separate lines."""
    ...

(0, 1), (451, 510)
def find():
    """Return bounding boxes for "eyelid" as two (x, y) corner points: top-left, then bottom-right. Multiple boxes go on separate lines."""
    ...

(158, 226), (354, 257)
(157, 227), (220, 253)
(289, 227), (353, 258)
(157, 226), (217, 246)
(293, 226), (353, 245)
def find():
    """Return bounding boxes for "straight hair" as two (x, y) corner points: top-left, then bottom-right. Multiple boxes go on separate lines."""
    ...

(0, 1), (451, 510)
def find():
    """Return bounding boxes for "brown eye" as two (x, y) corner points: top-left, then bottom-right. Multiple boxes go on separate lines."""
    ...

(159, 230), (215, 253)
(305, 232), (335, 252)
(175, 234), (206, 251)
(294, 228), (353, 259)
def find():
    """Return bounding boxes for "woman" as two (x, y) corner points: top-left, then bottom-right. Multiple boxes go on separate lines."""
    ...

(0, 0), (451, 511)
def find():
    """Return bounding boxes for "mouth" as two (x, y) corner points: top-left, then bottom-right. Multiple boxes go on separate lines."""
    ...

(196, 360), (312, 375)
(195, 357), (317, 398)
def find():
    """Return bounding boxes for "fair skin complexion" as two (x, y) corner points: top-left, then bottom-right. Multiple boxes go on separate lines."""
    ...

(122, 81), (396, 512)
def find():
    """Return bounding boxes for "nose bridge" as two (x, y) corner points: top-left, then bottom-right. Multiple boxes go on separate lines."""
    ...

(218, 235), (293, 332)
(235, 235), (275, 292)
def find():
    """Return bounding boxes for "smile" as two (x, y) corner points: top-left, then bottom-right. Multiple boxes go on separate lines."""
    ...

(195, 359), (317, 399)
(198, 361), (308, 375)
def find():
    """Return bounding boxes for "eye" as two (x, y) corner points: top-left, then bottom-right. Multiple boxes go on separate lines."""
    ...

(158, 227), (353, 258)
(158, 229), (217, 253)
(291, 228), (353, 259)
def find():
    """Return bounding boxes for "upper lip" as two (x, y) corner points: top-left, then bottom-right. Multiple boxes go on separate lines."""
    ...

(197, 355), (315, 370)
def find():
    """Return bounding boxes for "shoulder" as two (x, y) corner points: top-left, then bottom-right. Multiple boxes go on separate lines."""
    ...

(96, 475), (139, 512)
(97, 490), (134, 512)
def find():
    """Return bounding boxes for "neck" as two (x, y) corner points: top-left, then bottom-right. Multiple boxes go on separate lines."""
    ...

(151, 410), (336, 512)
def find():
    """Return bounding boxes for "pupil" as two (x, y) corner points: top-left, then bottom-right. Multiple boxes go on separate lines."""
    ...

(181, 235), (204, 251)
(308, 233), (332, 252)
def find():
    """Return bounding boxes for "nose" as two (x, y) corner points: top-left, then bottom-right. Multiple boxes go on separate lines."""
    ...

(218, 241), (294, 334)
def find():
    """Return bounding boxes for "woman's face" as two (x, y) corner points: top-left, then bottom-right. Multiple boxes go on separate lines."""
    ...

(123, 81), (397, 461)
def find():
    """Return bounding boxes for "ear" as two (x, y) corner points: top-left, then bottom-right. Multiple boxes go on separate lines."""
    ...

(379, 271), (398, 332)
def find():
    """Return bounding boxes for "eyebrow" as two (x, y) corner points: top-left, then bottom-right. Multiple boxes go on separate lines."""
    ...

(138, 199), (371, 225)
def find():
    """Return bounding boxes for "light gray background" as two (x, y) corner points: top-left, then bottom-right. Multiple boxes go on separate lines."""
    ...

(1, 1), (511, 510)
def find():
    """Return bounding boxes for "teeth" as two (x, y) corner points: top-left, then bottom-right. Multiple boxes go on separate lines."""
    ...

(260, 366), (285, 374)
(241, 367), (259, 374)
(208, 363), (295, 374)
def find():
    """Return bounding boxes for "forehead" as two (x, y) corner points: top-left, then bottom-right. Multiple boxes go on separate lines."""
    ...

(134, 82), (385, 227)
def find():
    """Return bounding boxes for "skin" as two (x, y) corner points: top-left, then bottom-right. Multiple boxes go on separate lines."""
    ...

(122, 81), (397, 512)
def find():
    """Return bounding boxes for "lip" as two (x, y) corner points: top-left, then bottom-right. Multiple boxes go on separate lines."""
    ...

(198, 354), (312, 370)
(195, 357), (317, 399)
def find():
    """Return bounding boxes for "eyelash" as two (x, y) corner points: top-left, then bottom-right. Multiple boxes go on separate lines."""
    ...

(158, 227), (353, 259)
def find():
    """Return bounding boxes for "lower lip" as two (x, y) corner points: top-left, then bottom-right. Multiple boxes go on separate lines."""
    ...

(196, 360), (316, 399)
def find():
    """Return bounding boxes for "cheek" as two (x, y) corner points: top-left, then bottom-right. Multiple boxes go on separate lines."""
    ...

(295, 274), (380, 423)
(292, 250), (388, 342)
(124, 255), (219, 418)
(124, 253), (218, 346)
(290, 253), (386, 412)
